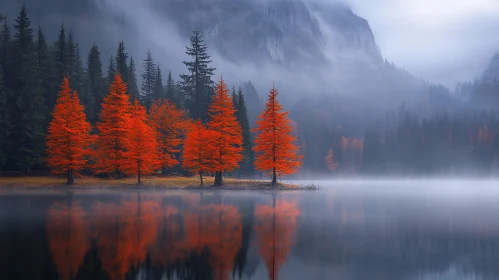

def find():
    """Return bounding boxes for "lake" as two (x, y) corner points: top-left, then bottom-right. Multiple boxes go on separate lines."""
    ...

(2, 180), (499, 280)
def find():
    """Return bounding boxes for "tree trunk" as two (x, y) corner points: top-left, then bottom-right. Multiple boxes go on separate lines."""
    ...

(272, 168), (277, 187)
(214, 171), (223, 186)
(67, 169), (74, 185)
(138, 171), (141, 186)
(199, 171), (204, 186)
(162, 167), (167, 176)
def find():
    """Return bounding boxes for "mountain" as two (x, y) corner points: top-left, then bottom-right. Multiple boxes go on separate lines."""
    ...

(1, 0), (431, 107)
(482, 53), (499, 84)
(152, 0), (382, 66)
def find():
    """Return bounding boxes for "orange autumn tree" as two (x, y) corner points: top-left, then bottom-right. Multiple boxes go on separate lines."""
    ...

(253, 86), (302, 186)
(95, 74), (132, 178)
(123, 100), (160, 185)
(207, 76), (243, 186)
(182, 120), (217, 186)
(149, 99), (190, 175)
(46, 77), (93, 185)
(325, 149), (339, 172)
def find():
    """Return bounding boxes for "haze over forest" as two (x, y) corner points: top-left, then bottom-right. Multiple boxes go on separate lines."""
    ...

(1, 0), (499, 177)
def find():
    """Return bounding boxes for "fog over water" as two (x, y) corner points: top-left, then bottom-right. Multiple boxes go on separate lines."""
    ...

(3, 180), (499, 279)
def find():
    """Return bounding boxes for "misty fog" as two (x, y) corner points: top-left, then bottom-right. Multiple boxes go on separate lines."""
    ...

(2, 0), (499, 176)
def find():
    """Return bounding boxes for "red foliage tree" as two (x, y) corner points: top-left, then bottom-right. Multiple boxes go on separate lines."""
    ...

(95, 74), (132, 178)
(182, 120), (217, 185)
(325, 149), (339, 172)
(252, 86), (302, 186)
(207, 76), (243, 186)
(123, 100), (160, 185)
(148, 99), (190, 175)
(46, 77), (94, 185)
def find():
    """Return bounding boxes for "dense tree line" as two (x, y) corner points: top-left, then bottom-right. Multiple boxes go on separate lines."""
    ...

(0, 5), (262, 178)
(7, 5), (497, 179)
(297, 107), (499, 176)
(362, 110), (499, 175)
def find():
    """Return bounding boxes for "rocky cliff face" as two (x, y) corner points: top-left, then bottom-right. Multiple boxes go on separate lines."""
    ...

(1, 0), (426, 105)
(154, 0), (381, 66)
(2, 0), (380, 67)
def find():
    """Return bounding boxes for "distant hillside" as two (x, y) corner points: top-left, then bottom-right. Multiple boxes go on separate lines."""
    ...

(1, 0), (430, 106)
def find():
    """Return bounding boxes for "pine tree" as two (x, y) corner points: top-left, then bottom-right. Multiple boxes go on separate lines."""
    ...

(107, 55), (115, 85)
(253, 86), (302, 186)
(115, 41), (129, 86)
(85, 44), (105, 124)
(149, 99), (189, 175)
(123, 100), (159, 185)
(179, 29), (216, 122)
(0, 19), (10, 70)
(237, 87), (254, 175)
(46, 78), (93, 185)
(141, 50), (155, 108)
(95, 74), (132, 178)
(207, 76), (243, 186)
(73, 43), (85, 96)
(8, 5), (46, 172)
(165, 70), (177, 105)
(182, 120), (217, 186)
(231, 85), (238, 111)
(53, 24), (69, 84)
(0, 68), (9, 170)
(67, 31), (76, 77)
(153, 65), (165, 101)
(128, 56), (140, 102)
(36, 26), (56, 115)
(66, 31), (84, 102)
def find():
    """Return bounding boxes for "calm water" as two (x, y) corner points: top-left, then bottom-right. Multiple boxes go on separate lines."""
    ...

(2, 180), (499, 280)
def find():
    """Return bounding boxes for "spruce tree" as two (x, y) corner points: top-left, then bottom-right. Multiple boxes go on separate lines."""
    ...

(179, 29), (215, 122)
(36, 26), (56, 114)
(85, 44), (105, 123)
(67, 31), (76, 77)
(231, 85), (238, 111)
(128, 56), (140, 101)
(153, 65), (165, 102)
(73, 43), (85, 95)
(53, 24), (69, 84)
(0, 19), (10, 70)
(0, 67), (9, 170)
(141, 50), (156, 108)
(115, 41), (129, 83)
(107, 55), (115, 86)
(66, 32), (84, 95)
(9, 5), (46, 172)
(165, 70), (177, 105)
(237, 87), (254, 175)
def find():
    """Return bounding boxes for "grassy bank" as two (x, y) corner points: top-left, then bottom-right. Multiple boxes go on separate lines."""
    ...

(0, 176), (302, 190)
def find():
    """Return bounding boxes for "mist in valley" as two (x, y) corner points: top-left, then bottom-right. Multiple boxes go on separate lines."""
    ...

(2, 0), (499, 177)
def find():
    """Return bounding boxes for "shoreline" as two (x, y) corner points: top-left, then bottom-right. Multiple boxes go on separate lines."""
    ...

(0, 176), (314, 191)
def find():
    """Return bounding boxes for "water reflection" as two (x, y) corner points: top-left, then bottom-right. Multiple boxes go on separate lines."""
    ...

(42, 192), (299, 280)
(2, 185), (499, 279)
(47, 201), (89, 280)
(254, 195), (300, 280)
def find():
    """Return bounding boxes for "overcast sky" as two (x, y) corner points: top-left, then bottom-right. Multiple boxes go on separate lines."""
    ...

(343, 0), (499, 87)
